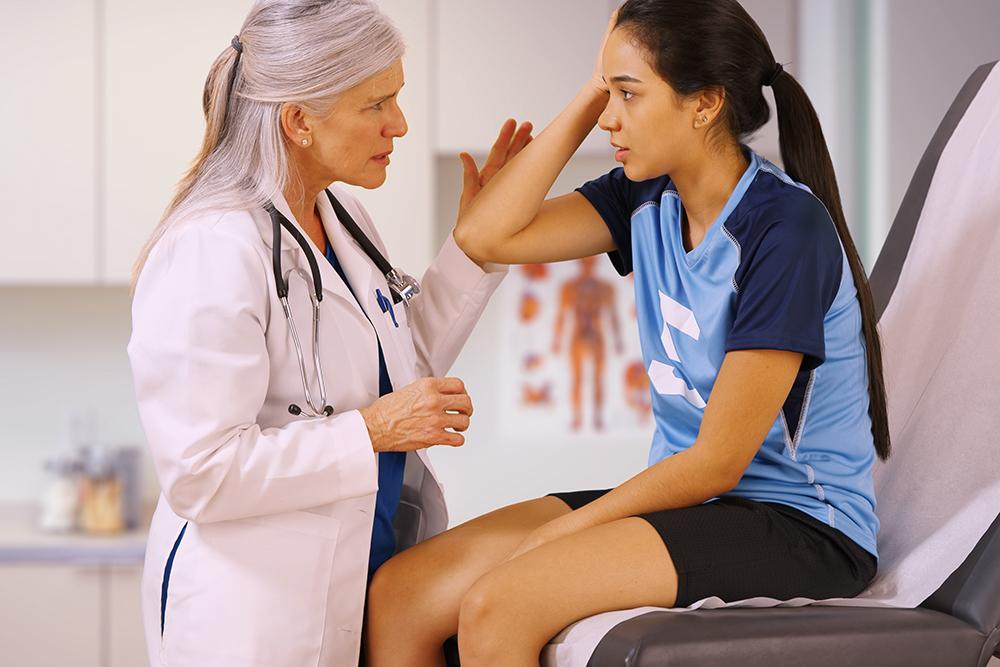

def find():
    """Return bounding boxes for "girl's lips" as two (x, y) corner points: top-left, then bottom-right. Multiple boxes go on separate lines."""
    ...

(614, 148), (630, 162)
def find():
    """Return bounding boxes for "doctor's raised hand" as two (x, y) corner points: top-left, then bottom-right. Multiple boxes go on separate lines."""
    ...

(125, 2), (509, 666)
(458, 118), (534, 218)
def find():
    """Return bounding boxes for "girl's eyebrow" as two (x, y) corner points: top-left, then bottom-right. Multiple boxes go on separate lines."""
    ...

(609, 74), (644, 85)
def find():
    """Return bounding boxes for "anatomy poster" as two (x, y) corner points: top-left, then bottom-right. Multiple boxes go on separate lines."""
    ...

(500, 256), (652, 436)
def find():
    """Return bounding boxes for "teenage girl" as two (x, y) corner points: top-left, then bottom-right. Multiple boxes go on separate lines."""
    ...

(365, 2), (889, 665)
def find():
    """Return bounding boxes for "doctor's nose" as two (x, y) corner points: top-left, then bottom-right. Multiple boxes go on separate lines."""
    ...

(385, 104), (408, 139)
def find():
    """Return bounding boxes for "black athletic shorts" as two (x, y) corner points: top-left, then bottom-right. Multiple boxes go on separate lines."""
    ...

(547, 490), (877, 607)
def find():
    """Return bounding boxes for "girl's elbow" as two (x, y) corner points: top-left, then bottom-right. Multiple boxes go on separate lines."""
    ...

(453, 226), (497, 264)
(697, 454), (747, 496)
(452, 225), (475, 254)
(716, 459), (752, 495)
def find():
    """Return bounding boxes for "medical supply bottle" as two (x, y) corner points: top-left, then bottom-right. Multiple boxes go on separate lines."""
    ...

(78, 446), (124, 534)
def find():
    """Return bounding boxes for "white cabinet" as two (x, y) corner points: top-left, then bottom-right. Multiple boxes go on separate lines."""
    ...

(432, 0), (619, 156)
(0, 0), (98, 284)
(0, 564), (102, 666)
(1, 0), (795, 284)
(0, 562), (146, 667)
(108, 565), (146, 667)
(101, 1), (252, 283)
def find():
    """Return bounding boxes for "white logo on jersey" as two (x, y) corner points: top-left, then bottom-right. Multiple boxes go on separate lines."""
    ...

(647, 291), (707, 408)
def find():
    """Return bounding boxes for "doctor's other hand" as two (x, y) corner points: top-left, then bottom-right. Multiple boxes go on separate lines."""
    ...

(359, 377), (473, 453)
(457, 118), (533, 218)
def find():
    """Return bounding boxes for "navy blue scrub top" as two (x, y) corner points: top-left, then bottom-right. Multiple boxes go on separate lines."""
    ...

(323, 241), (406, 580)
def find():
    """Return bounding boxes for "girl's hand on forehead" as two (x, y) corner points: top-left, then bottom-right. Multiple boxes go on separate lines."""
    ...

(591, 8), (620, 95)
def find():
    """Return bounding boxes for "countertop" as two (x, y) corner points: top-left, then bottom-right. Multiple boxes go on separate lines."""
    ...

(0, 505), (147, 565)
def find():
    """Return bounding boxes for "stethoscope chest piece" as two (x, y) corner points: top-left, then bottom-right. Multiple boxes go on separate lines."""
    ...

(386, 268), (421, 305)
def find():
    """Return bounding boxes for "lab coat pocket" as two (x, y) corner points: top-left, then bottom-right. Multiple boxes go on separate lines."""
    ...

(160, 510), (340, 667)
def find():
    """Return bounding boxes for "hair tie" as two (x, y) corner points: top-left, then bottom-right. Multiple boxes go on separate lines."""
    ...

(225, 35), (243, 120)
(764, 62), (784, 87)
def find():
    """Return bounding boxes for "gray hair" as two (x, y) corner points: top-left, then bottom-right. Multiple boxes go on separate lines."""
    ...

(131, 0), (404, 289)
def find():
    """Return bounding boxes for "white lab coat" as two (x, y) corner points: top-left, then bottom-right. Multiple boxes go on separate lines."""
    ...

(128, 184), (506, 666)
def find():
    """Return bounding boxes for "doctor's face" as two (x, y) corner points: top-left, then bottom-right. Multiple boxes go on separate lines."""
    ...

(302, 59), (408, 189)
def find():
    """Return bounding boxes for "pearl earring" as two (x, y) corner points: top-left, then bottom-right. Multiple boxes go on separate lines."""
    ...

(301, 138), (309, 146)
(700, 114), (708, 124)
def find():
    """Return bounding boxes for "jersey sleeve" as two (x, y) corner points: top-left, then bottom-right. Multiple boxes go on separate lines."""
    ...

(576, 167), (636, 276)
(725, 205), (844, 371)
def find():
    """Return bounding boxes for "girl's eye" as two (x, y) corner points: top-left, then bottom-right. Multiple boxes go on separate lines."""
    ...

(621, 90), (634, 101)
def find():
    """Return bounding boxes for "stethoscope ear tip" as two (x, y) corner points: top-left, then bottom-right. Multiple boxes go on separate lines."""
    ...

(323, 406), (334, 416)
(288, 404), (302, 416)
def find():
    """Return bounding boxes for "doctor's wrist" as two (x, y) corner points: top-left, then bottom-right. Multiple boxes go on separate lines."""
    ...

(359, 406), (389, 453)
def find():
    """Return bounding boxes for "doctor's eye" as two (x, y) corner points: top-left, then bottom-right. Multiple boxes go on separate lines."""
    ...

(371, 102), (385, 111)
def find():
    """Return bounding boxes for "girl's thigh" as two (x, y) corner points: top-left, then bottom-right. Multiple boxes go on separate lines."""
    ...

(367, 495), (572, 630)
(456, 516), (678, 661)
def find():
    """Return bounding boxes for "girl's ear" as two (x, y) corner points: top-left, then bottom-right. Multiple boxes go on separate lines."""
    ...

(692, 86), (727, 127)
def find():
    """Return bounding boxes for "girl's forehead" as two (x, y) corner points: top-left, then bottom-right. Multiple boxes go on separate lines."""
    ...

(603, 30), (655, 82)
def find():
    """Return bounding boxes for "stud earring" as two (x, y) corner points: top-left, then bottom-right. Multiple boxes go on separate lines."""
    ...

(700, 114), (708, 124)
(301, 138), (310, 146)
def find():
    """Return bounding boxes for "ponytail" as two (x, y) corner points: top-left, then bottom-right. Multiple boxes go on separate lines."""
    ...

(129, 42), (244, 290)
(770, 71), (891, 461)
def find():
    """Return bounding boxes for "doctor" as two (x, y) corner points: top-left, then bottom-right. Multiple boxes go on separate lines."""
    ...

(127, 1), (528, 665)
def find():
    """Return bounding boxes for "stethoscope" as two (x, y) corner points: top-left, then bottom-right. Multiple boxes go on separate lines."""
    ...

(267, 189), (421, 418)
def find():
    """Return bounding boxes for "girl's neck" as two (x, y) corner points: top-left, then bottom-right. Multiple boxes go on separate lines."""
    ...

(672, 144), (750, 237)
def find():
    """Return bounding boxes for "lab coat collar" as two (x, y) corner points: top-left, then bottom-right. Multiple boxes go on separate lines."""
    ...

(317, 190), (419, 399)
(315, 188), (379, 312)
(251, 186), (372, 319)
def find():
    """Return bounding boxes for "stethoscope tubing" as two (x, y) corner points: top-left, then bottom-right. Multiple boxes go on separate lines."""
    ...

(265, 192), (418, 418)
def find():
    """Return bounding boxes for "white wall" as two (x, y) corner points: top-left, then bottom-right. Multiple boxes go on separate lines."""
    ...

(0, 287), (154, 505)
(857, 0), (1000, 266)
(882, 0), (1000, 246)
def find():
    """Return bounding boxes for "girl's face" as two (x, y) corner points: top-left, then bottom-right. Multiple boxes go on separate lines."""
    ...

(597, 28), (702, 182)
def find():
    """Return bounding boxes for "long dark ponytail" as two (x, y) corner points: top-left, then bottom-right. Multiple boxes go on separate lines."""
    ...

(616, 0), (890, 461)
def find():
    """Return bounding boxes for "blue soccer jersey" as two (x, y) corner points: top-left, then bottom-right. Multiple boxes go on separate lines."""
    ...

(577, 150), (878, 557)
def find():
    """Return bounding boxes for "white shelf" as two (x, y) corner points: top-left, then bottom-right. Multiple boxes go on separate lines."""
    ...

(0, 505), (145, 565)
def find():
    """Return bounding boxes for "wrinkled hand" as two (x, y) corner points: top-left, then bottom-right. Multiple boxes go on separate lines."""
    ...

(360, 377), (473, 453)
(458, 118), (533, 218)
(590, 8), (621, 95)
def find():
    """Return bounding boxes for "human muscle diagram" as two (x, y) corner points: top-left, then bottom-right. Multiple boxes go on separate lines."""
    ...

(501, 256), (650, 436)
